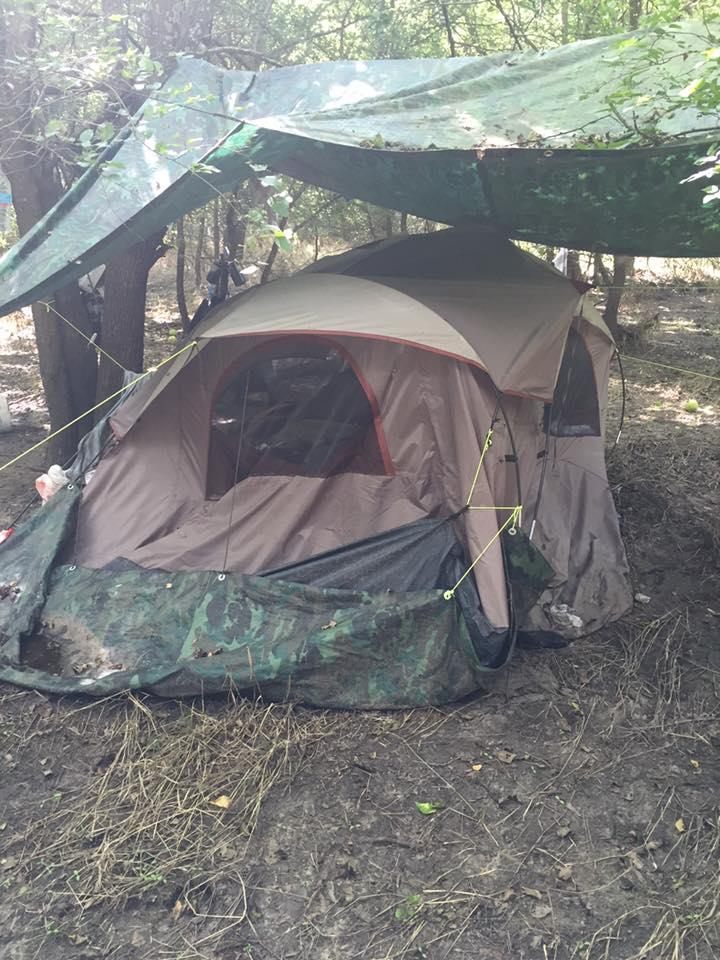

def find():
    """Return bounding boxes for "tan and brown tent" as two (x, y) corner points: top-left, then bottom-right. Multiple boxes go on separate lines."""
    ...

(0, 227), (632, 704)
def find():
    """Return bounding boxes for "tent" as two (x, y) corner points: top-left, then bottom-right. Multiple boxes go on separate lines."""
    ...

(0, 228), (632, 705)
(0, 20), (718, 316)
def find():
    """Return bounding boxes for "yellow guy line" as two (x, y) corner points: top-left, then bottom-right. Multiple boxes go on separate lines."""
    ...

(0, 340), (197, 476)
(465, 426), (493, 507)
(618, 354), (720, 383)
(444, 506), (522, 600)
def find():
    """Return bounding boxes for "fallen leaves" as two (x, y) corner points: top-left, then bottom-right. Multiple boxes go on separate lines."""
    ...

(496, 749), (517, 765)
(521, 886), (542, 900)
(675, 817), (686, 834)
(557, 864), (573, 882)
(210, 795), (232, 810)
(532, 904), (552, 920)
(415, 801), (444, 816)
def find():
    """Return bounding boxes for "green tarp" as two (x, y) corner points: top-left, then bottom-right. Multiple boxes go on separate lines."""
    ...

(0, 22), (719, 314)
(0, 489), (494, 706)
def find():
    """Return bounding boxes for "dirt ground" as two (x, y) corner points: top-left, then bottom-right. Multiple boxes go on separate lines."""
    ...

(0, 278), (718, 960)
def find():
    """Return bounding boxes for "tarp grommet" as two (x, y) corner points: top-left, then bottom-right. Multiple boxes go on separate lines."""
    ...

(217, 572), (226, 582)
(68, 564), (77, 571)
(443, 589), (454, 601)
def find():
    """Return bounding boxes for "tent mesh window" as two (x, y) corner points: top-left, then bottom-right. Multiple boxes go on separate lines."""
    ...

(544, 328), (600, 438)
(207, 339), (386, 497)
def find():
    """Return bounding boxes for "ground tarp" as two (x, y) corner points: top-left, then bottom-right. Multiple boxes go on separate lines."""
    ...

(0, 21), (719, 315)
(0, 488), (500, 705)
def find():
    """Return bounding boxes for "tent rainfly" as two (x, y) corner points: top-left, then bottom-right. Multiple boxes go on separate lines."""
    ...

(0, 228), (632, 705)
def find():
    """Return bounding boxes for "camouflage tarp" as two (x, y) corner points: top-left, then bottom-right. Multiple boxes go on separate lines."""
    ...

(0, 488), (502, 706)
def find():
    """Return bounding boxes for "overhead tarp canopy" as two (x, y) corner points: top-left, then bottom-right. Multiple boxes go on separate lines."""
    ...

(0, 20), (718, 315)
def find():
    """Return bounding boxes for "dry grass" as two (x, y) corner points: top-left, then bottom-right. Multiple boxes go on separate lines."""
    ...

(17, 692), (339, 943)
(575, 813), (720, 960)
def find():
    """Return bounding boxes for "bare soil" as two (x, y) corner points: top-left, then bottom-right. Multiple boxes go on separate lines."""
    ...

(0, 281), (718, 960)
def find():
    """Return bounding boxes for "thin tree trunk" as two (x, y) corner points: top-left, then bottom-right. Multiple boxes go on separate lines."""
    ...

(593, 252), (611, 286)
(364, 205), (377, 239)
(400, 211), (409, 233)
(385, 212), (394, 237)
(212, 197), (221, 259)
(604, 254), (633, 340)
(194, 212), (206, 286)
(627, 0), (642, 29)
(440, 3), (458, 56)
(95, 233), (165, 408)
(176, 216), (189, 331)
(224, 188), (247, 261)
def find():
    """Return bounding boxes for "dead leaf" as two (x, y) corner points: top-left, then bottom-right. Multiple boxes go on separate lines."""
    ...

(321, 619), (337, 630)
(210, 795), (232, 809)
(470, 763), (483, 772)
(521, 886), (543, 900)
(499, 888), (515, 902)
(645, 840), (661, 851)
(496, 749), (517, 764)
(675, 818), (686, 834)
(556, 825), (571, 839)
(171, 898), (185, 920)
(690, 759), (700, 770)
(532, 904), (552, 920)
(626, 849), (643, 871)
(557, 864), (573, 882)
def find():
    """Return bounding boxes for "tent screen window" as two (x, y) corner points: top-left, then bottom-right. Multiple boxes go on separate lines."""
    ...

(207, 340), (385, 497)
(544, 329), (601, 438)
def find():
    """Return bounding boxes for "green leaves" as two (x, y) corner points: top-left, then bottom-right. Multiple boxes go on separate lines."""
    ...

(271, 227), (293, 252)
(415, 801), (443, 816)
(267, 191), (291, 219)
(394, 893), (422, 922)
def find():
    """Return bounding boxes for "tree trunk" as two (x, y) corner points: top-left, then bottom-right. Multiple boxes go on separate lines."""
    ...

(2, 157), (98, 464)
(627, 0), (642, 29)
(1, 11), (98, 465)
(224, 188), (247, 261)
(400, 211), (409, 233)
(603, 254), (633, 340)
(441, 3), (458, 56)
(194, 212), (206, 286)
(176, 216), (190, 331)
(212, 197), (221, 259)
(95, 233), (165, 408)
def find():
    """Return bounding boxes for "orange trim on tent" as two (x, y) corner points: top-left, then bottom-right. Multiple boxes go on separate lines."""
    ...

(206, 334), (395, 482)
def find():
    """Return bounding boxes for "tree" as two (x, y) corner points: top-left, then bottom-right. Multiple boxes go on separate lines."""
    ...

(0, 4), (98, 463)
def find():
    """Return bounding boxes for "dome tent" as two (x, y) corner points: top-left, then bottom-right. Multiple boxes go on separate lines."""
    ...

(0, 228), (632, 705)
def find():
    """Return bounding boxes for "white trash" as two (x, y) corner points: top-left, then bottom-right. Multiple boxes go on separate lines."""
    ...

(35, 464), (70, 501)
(0, 395), (12, 434)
